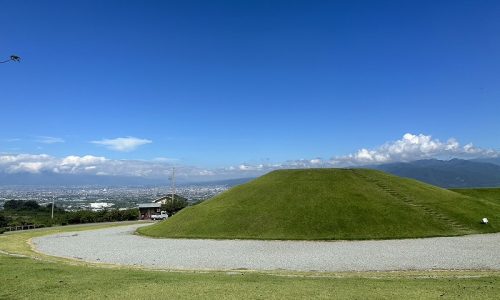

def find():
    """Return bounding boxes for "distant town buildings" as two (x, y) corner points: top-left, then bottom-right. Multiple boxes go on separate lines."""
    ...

(0, 184), (229, 210)
(89, 202), (114, 211)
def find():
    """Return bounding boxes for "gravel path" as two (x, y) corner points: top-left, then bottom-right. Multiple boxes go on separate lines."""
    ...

(32, 224), (500, 272)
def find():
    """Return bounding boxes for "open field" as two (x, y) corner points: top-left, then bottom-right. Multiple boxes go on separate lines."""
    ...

(1, 224), (499, 299)
(1, 254), (499, 300)
(139, 169), (500, 240)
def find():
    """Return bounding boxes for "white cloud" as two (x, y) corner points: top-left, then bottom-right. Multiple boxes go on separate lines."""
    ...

(91, 137), (152, 152)
(58, 155), (107, 173)
(1, 133), (498, 180)
(61, 155), (106, 166)
(0, 154), (53, 173)
(0, 154), (52, 165)
(152, 157), (178, 163)
(0, 154), (107, 174)
(197, 170), (215, 176)
(310, 158), (322, 164)
(331, 133), (499, 166)
(9, 162), (45, 173)
(37, 136), (65, 144)
(222, 133), (500, 173)
(0, 153), (250, 180)
(1, 138), (21, 142)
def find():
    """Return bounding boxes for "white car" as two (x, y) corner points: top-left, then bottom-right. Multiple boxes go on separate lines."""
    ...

(151, 211), (169, 220)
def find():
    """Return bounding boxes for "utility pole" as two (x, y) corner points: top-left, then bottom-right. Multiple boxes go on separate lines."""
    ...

(171, 167), (176, 202)
(51, 196), (55, 219)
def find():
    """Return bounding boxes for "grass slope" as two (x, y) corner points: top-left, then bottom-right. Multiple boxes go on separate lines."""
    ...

(139, 169), (500, 240)
(452, 188), (500, 204)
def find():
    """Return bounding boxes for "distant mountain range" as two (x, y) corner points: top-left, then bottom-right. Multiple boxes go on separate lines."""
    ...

(471, 157), (500, 166)
(371, 158), (500, 188)
(1, 159), (499, 188)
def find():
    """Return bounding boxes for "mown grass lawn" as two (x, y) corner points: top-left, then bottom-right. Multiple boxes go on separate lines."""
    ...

(0, 223), (499, 299)
(1, 254), (498, 300)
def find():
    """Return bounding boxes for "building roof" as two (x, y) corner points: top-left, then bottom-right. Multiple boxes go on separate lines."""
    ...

(138, 203), (161, 208)
(154, 194), (187, 203)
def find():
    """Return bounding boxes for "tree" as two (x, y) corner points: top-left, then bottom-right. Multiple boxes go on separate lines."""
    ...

(0, 55), (21, 64)
(0, 214), (9, 227)
(161, 196), (188, 216)
(4, 200), (40, 210)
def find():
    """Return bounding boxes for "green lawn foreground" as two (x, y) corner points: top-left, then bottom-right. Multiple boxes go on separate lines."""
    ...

(0, 223), (498, 299)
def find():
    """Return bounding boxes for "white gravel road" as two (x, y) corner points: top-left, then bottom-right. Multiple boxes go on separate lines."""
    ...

(32, 224), (500, 272)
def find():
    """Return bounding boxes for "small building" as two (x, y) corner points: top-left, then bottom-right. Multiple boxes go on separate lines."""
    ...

(89, 202), (114, 211)
(138, 203), (161, 220)
(154, 194), (187, 204)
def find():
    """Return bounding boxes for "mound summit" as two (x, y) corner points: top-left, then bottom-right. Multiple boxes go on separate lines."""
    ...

(139, 169), (499, 240)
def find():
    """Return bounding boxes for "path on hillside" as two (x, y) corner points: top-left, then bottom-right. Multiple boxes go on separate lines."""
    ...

(351, 170), (471, 233)
(32, 224), (500, 272)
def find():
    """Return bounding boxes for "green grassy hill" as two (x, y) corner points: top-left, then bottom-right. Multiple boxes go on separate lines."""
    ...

(138, 169), (500, 240)
(451, 188), (500, 204)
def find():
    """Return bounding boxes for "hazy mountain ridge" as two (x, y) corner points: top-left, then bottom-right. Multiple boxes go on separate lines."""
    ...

(471, 157), (500, 166)
(372, 159), (500, 188)
(1, 159), (499, 188)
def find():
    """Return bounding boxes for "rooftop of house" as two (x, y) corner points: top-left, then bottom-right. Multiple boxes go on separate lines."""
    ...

(138, 203), (161, 209)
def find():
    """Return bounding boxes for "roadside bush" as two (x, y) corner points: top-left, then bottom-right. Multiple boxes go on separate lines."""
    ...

(65, 209), (138, 224)
(120, 209), (139, 221)
(2, 206), (139, 228)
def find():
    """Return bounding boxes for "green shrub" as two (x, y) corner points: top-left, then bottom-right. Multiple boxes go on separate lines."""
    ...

(0, 214), (9, 227)
(161, 198), (188, 216)
(2, 206), (139, 228)
(65, 208), (138, 224)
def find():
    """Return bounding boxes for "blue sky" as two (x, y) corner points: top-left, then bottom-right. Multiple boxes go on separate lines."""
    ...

(1, 1), (499, 179)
